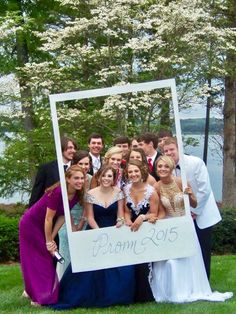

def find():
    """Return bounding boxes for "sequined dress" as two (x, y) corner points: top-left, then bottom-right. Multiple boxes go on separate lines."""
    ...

(124, 183), (155, 303)
(149, 179), (233, 303)
(159, 179), (185, 217)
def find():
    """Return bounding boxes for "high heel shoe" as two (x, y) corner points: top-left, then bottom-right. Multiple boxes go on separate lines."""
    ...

(30, 301), (41, 307)
(21, 290), (29, 299)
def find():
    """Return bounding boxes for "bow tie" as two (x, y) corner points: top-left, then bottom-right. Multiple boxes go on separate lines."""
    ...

(63, 165), (68, 172)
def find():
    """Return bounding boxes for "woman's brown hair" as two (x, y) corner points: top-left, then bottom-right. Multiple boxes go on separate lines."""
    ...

(125, 159), (149, 182)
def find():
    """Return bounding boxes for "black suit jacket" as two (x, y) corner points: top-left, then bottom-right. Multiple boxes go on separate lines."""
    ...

(28, 160), (60, 207)
(88, 156), (103, 176)
(150, 151), (162, 181)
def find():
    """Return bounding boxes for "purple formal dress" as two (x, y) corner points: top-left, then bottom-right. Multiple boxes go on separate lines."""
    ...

(19, 185), (78, 305)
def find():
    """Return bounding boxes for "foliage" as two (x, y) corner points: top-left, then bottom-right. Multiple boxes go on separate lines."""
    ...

(0, 0), (235, 198)
(212, 208), (236, 255)
(0, 214), (20, 262)
(0, 206), (235, 263)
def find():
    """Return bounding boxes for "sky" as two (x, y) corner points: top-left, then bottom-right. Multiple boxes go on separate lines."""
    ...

(180, 103), (223, 119)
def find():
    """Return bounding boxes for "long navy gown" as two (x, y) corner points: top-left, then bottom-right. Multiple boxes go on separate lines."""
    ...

(50, 190), (135, 310)
(124, 183), (155, 303)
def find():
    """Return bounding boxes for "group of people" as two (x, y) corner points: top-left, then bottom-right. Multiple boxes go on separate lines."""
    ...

(19, 132), (233, 309)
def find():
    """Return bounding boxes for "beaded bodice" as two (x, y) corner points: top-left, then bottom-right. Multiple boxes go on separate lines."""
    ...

(160, 179), (185, 217)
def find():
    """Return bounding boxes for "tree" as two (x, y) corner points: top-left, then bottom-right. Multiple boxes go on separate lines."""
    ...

(0, 0), (235, 202)
(222, 0), (236, 207)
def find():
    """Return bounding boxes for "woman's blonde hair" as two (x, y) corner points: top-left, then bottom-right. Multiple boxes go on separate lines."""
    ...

(155, 155), (175, 171)
(103, 146), (123, 164)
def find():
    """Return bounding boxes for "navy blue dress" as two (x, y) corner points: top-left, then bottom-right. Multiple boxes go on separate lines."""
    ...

(124, 183), (155, 303)
(50, 190), (135, 310)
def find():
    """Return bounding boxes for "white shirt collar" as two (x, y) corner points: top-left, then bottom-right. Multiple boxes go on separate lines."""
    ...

(147, 151), (157, 164)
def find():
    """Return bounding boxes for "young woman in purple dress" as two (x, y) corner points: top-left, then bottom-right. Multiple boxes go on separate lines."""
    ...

(19, 165), (85, 306)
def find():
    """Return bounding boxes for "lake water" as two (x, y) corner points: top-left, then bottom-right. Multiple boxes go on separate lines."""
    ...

(183, 134), (222, 202)
(0, 134), (223, 204)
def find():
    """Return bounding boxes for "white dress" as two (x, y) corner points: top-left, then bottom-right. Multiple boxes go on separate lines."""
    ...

(149, 179), (233, 303)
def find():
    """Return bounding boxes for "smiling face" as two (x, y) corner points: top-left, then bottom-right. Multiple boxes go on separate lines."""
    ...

(100, 169), (114, 187)
(163, 143), (179, 164)
(156, 159), (172, 178)
(77, 156), (90, 174)
(108, 153), (122, 170)
(127, 164), (142, 183)
(66, 170), (85, 191)
(129, 150), (142, 162)
(88, 137), (103, 156)
(62, 140), (76, 162)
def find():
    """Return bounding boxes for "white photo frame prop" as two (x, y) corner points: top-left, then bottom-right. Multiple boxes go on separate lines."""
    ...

(49, 78), (197, 272)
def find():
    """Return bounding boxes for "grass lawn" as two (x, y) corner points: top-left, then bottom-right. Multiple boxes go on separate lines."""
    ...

(0, 255), (235, 314)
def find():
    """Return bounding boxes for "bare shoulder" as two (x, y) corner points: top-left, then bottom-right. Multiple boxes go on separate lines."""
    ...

(174, 177), (183, 188)
(153, 181), (161, 192)
(87, 186), (100, 196)
(147, 174), (156, 186)
(151, 188), (159, 200)
(113, 186), (121, 193)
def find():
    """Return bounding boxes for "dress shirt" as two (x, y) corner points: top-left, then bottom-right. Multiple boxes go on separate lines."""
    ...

(174, 163), (181, 177)
(147, 152), (158, 166)
(63, 161), (71, 172)
(89, 153), (101, 174)
(147, 158), (153, 172)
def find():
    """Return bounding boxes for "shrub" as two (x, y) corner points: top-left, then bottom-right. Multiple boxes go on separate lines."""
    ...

(0, 214), (20, 262)
(212, 208), (236, 254)
(0, 207), (235, 262)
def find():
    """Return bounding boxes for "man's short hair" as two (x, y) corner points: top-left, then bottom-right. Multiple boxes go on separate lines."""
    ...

(158, 129), (173, 138)
(113, 136), (131, 146)
(137, 132), (158, 149)
(163, 137), (178, 147)
(88, 133), (103, 144)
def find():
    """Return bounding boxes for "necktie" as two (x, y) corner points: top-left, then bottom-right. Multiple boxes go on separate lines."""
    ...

(93, 158), (100, 173)
(63, 164), (68, 172)
(176, 165), (180, 170)
(148, 158), (153, 172)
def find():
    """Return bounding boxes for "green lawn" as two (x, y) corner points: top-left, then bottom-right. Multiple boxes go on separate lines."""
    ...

(0, 255), (235, 314)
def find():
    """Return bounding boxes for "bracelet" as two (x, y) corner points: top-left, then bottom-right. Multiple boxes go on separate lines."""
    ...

(116, 217), (125, 223)
(46, 241), (53, 246)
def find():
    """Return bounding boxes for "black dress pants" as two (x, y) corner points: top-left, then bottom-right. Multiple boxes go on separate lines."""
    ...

(194, 220), (212, 279)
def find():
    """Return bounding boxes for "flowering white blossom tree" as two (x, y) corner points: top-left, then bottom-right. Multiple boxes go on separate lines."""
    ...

(0, 0), (235, 205)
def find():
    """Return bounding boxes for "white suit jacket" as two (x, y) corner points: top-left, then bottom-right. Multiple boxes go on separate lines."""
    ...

(181, 155), (221, 229)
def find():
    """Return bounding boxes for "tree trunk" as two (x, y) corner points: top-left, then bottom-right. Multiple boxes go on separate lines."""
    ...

(15, 0), (35, 185)
(222, 0), (236, 208)
(222, 64), (236, 207)
(203, 79), (212, 165)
